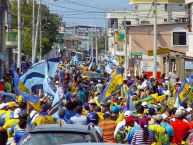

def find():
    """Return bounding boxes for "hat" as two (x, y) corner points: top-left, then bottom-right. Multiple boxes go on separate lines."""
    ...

(174, 109), (183, 119)
(8, 102), (16, 108)
(162, 114), (168, 120)
(98, 80), (101, 83)
(125, 116), (136, 123)
(124, 110), (133, 118)
(14, 108), (21, 118)
(155, 114), (163, 121)
(111, 106), (122, 113)
(139, 118), (148, 127)
(141, 102), (148, 107)
(88, 99), (96, 104)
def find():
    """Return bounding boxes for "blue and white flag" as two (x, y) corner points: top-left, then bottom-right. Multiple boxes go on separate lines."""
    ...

(88, 57), (93, 70)
(20, 57), (60, 92)
(11, 66), (39, 104)
(43, 62), (57, 97)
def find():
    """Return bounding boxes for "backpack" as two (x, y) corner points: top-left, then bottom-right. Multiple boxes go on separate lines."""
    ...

(116, 126), (127, 143)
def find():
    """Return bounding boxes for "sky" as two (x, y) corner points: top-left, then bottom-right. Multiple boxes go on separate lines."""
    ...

(43, 0), (130, 27)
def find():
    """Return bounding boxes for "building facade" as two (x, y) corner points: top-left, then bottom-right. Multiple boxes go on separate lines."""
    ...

(129, 23), (193, 79)
(107, 0), (188, 56)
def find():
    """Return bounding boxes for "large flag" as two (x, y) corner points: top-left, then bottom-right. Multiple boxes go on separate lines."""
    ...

(11, 66), (39, 104)
(175, 79), (190, 107)
(20, 57), (60, 92)
(97, 74), (123, 104)
(43, 62), (57, 97)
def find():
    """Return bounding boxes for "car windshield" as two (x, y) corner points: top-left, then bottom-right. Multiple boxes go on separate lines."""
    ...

(19, 132), (97, 145)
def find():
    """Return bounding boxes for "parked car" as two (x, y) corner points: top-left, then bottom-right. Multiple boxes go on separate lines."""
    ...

(18, 124), (102, 145)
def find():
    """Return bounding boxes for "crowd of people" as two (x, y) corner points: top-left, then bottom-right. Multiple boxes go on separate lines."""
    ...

(0, 59), (193, 145)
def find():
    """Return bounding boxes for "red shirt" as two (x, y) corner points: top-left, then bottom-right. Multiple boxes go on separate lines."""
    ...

(170, 119), (190, 144)
(0, 83), (4, 91)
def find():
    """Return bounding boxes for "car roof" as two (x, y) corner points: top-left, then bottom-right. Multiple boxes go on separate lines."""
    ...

(28, 124), (96, 133)
(63, 143), (123, 145)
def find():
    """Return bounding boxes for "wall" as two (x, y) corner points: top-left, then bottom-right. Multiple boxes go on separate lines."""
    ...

(130, 23), (189, 54)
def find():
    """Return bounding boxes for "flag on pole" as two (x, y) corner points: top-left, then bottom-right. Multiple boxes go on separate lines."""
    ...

(97, 74), (123, 104)
(20, 57), (60, 92)
(11, 66), (39, 104)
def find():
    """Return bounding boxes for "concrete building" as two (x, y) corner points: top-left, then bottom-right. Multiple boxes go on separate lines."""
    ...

(107, 0), (188, 56)
(64, 25), (102, 60)
(128, 22), (193, 79)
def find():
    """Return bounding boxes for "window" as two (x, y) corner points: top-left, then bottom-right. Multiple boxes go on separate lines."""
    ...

(173, 32), (186, 46)
(165, 4), (168, 12)
(164, 19), (167, 22)
(108, 18), (118, 29)
(141, 21), (150, 24)
(122, 21), (131, 26)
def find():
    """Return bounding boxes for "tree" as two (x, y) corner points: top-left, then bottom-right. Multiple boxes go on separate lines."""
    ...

(10, 0), (61, 58)
(97, 35), (106, 53)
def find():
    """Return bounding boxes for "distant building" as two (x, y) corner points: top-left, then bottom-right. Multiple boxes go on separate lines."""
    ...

(64, 25), (102, 60)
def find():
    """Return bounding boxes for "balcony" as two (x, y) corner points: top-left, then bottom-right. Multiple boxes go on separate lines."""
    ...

(6, 31), (17, 48)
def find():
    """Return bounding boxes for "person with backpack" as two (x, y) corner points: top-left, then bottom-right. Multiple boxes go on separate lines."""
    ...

(115, 116), (136, 144)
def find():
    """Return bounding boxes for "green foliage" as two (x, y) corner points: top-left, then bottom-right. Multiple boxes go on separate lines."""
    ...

(10, 0), (61, 58)
(97, 35), (106, 52)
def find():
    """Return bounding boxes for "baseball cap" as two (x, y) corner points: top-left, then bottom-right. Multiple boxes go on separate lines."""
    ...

(141, 102), (148, 107)
(175, 109), (183, 119)
(124, 110), (134, 118)
(125, 116), (136, 123)
(162, 114), (168, 120)
(155, 114), (163, 121)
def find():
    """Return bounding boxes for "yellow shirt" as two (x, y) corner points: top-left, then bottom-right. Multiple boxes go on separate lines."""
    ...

(34, 116), (55, 126)
(149, 124), (165, 145)
(3, 119), (19, 130)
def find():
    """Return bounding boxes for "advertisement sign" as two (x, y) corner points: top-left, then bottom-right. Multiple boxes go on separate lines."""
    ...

(130, 52), (142, 59)
(185, 61), (193, 70)
(148, 48), (169, 56)
(141, 55), (160, 72)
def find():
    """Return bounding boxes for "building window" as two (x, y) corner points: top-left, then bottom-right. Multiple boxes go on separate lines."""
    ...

(165, 4), (168, 12)
(141, 21), (150, 24)
(108, 18), (118, 29)
(164, 19), (167, 22)
(173, 32), (186, 46)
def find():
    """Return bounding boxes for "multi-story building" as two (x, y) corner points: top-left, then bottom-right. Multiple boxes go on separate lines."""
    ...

(107, 0), (188, 56)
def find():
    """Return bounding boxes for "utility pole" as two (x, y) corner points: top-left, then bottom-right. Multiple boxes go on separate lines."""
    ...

(0, 0), (8, 79)
(17, 0), (22, 69)
(39, 8), (42, 60)
(124, 17), (128, 80)
(32, 0), (35, 62)
(91, 24), (93, 59)
(95, 26), (98, 64)
(32, 1), (41, 64)
(104, 20), (107, 55)
(153, 0), (158, 79)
